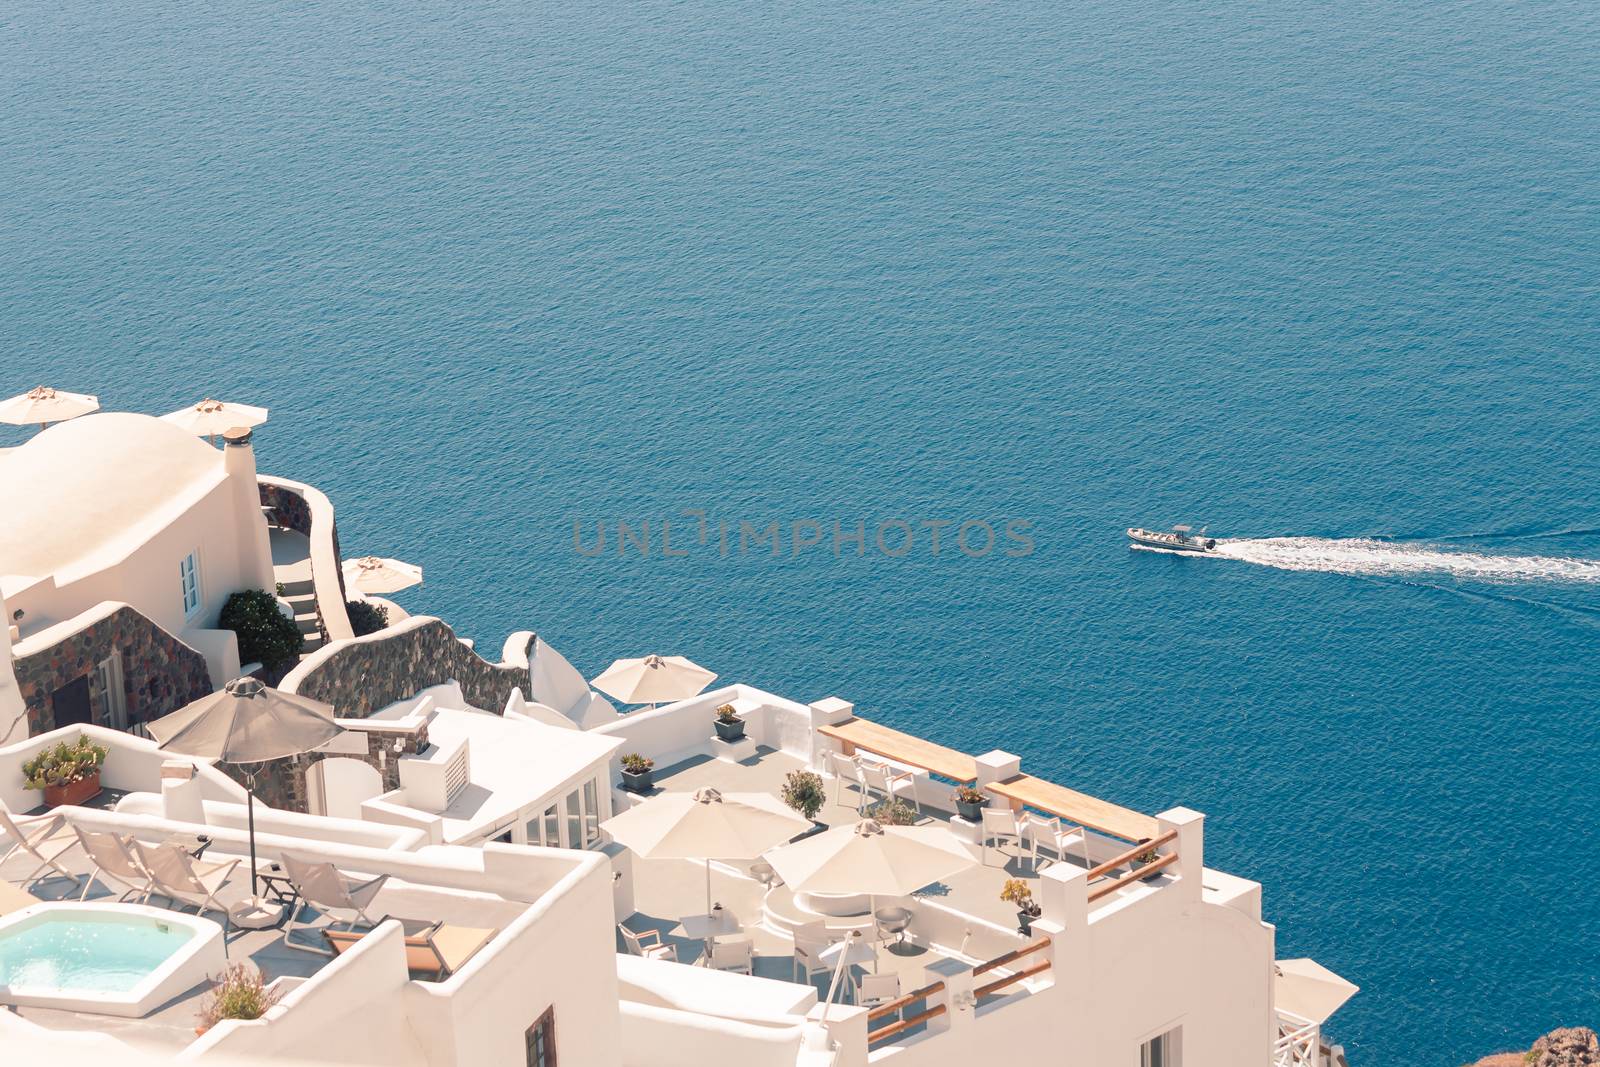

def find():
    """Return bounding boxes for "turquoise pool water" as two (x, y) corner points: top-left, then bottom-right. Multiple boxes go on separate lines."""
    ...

(0, 914), (191, 993)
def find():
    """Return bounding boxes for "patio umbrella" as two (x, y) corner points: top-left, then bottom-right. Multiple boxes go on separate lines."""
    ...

(600, 786), (809, 911)
(148, 677), (342, 915)
(342, 555), (423, 595)
(0, 386), (99, 427)
(161, 398), (269, 444)
(591, 654), (716, 706)
(763, 818), (978, 899)
(1274, 959), (1359, 1024)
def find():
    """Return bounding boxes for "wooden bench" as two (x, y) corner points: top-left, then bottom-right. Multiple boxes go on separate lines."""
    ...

(817, 717), (979, 784)
(984, 774), (1159, 843)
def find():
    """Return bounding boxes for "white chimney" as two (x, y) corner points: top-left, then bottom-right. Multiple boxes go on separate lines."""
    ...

(223, 427), (276, 592)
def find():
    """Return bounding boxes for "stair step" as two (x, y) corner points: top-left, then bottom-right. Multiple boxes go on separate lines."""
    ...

(277, 578), (314, 598)
(300, 633), (325, 653)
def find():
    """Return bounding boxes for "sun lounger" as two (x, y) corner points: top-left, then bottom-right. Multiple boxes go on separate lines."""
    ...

(0, 804), (79, 888)
(323, 917), (497, 980)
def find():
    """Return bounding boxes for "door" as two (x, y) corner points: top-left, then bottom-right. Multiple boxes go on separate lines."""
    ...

(51, 675), (93, 728)
(95, 654), (127, 731)
(308, 758), (382, 820)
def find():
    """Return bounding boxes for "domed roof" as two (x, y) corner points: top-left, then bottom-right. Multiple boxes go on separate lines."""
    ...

(0, 412), (227, 587)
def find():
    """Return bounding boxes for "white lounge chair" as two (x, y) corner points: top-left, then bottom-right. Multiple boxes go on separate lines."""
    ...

(619, 924), (677, 962)
(981, 808), (1022, 866)
(792, 920), (832, 985)
(0, 804), (79, 889)
(860, 759), (919, 815)
(75, 828), (154, 902)
(1021, 813), (1090, 869)
(858, 972), (902, 1015)
(279, 852), (389, 954)
(133, 841), (238, 928)
(708, 937), (753, 974)
(829, 751), (867, 811)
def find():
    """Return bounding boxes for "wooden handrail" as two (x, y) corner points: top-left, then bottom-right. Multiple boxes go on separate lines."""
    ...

(975, 959), (1052, 999)
(1087, 852), (1178, 902)
(973, 936), (1052, 977)
(866, 979), (946, 1023)
(1085, 829), (1178, 882)
(868, 1004), (947, 1045)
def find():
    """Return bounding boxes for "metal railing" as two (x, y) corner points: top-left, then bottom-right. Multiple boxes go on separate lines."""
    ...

(1274, 1011), (1320, 1067)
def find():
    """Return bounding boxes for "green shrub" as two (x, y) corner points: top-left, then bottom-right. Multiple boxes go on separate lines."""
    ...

(220, 589), (303, 671)
(781, 770), (826, 821)
(345, 599), (389, 637)
(22, 734), (107, 790)
(196, 963), (282, 1031)
(865, 798), (917, 826)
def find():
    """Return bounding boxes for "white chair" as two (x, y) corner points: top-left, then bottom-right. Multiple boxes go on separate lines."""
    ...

(133, 842), (238, 929)
(860, 760), (919, 816)
(1021, 814), (1090, 869)
(792, 921), (833, 984)
(858, 972), (902, 1014)
(619, 924), (678, 962)
(981, 808), (1022, 866)
(75, 828), (154, 902)
(280, 852), (390, 953)
(829, 751), (867, 810)
(0, 805), (79, 888)
(708, 937), (754, 974)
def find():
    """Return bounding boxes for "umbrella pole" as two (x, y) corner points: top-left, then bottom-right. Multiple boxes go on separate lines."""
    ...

(245, 767), (260, 899)
(705, 858), (712, 914)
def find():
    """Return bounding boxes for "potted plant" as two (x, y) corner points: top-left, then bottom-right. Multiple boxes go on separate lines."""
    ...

(195, 963), (283, 1036)
(1000, 878), (1043, 936)
(23, 734), (107, 808)
(713, 703), (746, 743)
(865, 798), (917, 826)
(619, 753), (654, 793)
(780, 769), (827, 837)
(952, 784), (987, 822)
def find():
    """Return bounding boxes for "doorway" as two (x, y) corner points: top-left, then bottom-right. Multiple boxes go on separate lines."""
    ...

(50, 675), (93, 728)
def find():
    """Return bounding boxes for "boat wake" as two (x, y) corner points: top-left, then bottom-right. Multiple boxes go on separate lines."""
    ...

(1210, 537), (1600, 584)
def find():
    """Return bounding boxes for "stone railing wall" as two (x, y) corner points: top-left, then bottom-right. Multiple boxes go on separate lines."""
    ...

(11, 602), (213, 739)
(279, 616), (536, 719)
(258, 481), (313, 538)
(258, 475), (353, 642)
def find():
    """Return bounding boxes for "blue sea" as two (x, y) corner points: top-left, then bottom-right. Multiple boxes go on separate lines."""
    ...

(3, 2), (1597, 1061)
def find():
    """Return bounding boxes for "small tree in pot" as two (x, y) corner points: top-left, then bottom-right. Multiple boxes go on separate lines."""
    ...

(952, 784), (987, 822)
(1000, 878), (1043, 936)
(781, 770), (826, 829)
(620, 753), (655, 793)
(713, 703), (746, 742)
(23, 734), (108, 808)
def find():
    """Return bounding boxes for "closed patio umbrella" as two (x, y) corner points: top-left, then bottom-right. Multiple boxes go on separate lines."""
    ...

(1274, 958), (1359, 1024)
(591, 654), (716, 706)
(161, 397), (269, 437)
(601, 786), (809, 911)
(148, 677), (342, 925)
(342, 555), (423, 595)
(0, 386), (99, 427)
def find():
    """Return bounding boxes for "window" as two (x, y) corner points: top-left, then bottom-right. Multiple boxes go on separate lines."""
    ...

(582, 779), (601, 847)
(179, 551), (202, 617)
(565, 791), (582, 850)
(525, 1007), (556, 1067)
(542, 804), (560, 847)
(1142, 1027), (1181, 1067)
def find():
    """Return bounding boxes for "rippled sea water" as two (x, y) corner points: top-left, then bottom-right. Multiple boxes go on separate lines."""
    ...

(3, 2), (1598, 1062)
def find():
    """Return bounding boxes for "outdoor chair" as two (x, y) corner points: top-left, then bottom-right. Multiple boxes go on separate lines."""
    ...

(75, 828), (154, 902)
(858, 973), (902, 1016)
(981, 808), (1023, 866)
(1021, 813), (1090, 870)
(860, 760), (919, 816)
(619, 924), (678, 962)
(133, 841), (238, 929)
(792, 920), (833, 984)
(0, 804), (80, 889)
(707, 936), (754, 974)
(280, 852), (390, 953)
(829, 751), (867, 811)
(325, 917), (497, 980)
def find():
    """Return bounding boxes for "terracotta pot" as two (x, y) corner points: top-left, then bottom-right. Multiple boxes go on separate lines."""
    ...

(43, 771), (101, 808)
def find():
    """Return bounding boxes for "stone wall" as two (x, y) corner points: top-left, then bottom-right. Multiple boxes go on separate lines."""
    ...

(244, 718), (431, 812)
(13, 605), (213, 737)
(283, 617), (536, 719)
(258, 481), (313, 538)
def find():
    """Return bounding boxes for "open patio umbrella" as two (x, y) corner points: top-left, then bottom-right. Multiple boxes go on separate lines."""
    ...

(342, 555), (423, 595)
(1274, 958), (1359, 1024)
(763, 818), (978, 899)
(591, 654), (716, 706)
(0, 386), (99, 427)
(161, 398), (269, 444)
(600, 786), (809, 911)
(148, 677), (342, 922)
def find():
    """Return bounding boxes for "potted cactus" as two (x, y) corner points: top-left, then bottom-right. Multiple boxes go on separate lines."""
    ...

(620, 753), (655, 793)
(713, 703), (746, 743)
(953, 784), (987, 822)
(23, 734), (107, 808)
(1000, 878), (1042, 936)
